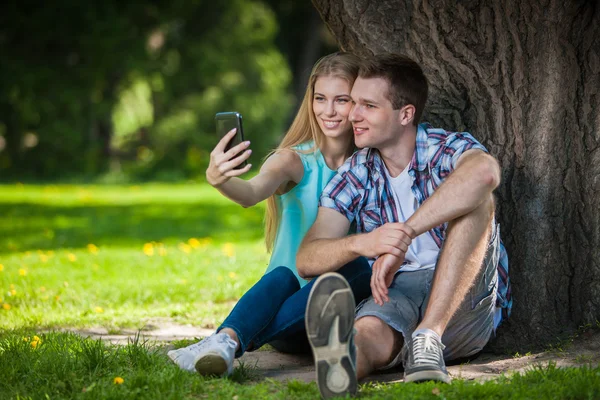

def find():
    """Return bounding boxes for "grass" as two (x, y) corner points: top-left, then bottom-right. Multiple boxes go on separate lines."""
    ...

(0, 183), (268, 331)
(1, 183), (599, 399)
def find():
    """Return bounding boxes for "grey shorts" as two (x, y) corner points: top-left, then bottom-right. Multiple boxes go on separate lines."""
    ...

(356, 222), (501, 364)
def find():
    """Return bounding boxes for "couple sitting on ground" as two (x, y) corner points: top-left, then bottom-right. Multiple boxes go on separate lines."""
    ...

(167, 52), (512, 398)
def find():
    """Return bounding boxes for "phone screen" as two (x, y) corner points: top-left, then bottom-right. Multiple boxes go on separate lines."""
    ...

(215, 112), (246, 168)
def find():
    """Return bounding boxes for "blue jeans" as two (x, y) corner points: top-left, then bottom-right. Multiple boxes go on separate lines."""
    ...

(218, 258), (372, 357)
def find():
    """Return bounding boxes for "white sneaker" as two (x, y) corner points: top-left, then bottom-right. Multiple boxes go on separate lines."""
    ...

(305, 273), (357, 399)
(167, 332), (237, 376)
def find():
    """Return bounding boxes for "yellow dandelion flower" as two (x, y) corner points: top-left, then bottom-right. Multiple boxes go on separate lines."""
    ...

(54, 295), (60, 301)
(39, 254), (48, 263)
(30, 335), (41, 348)
(2, 303), (11, 310)
(23, 337), (29, 342)
(87, 244), (98, 254)
(19, 269), (27, 276)
(94, 306), (104, 313)
(63, 281), (69, 287)
(217, 276), (224, 282)
(113, 377), (124, 385)
(228, 271), (237, 279)
(179, 279), (188, 285)
(10, 289), (16, 296)
(178, 243), (192, 254)
(143, 243), (154, 256)
(68, 253), (77, 262)
(40, 286), (46, 292)
(221, 243), (235, 258)
(0, 264), (3, 272)
(48, 251), (54, 257)
(188, 238), (201, 248)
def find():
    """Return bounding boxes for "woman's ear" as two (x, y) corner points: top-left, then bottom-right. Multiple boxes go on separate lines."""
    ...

(399, 104), (416, 126)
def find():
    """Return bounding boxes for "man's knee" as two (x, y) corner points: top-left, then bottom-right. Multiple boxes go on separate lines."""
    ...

(449, 194), (495, 231)
(484, 193), (496, 215)
(355, 315), (388, 334)
(355, 316), (401, 368)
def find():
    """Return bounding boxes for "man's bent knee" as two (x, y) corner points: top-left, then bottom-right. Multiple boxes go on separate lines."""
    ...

(355, 316), (402, 369)
(355, 315), (388, 334)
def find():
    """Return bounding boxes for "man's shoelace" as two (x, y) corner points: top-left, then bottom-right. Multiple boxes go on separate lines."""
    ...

(411, 333), (445, 366)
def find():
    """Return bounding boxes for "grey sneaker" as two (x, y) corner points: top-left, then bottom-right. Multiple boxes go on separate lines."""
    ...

(167, 332), (237, 376)
(403, 328), (451, 383)
(305, 272), (357, 399)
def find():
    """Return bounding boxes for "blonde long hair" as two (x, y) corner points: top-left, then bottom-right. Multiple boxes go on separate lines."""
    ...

(264, 52), (360, 252)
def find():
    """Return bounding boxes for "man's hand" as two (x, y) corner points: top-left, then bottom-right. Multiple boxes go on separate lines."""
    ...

(357, 222), (415, 259)
(371, 253), (404, 305)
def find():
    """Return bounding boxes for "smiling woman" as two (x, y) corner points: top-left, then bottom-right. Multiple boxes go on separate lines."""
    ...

(169, 53), (374, 379)
(312, 77), (353, 138)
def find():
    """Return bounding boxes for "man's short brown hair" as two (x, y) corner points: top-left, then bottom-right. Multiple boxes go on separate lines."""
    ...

(359, 54), (428, 126)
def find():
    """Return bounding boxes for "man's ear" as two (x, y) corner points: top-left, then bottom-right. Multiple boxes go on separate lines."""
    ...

(398, 104), (416, 126)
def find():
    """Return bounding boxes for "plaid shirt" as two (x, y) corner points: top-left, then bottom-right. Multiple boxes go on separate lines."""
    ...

(320, 123), (512, 319)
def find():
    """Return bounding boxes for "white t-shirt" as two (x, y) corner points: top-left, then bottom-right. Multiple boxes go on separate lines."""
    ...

(382, 162), (440, 272)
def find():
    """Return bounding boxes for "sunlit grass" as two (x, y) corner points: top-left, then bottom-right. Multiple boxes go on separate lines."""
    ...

(1, 330), (599, 399)
(0, 183), (268, 331)
(1, 183), (599, 399)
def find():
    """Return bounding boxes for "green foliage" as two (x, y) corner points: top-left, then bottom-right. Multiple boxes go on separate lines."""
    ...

(0, 1), (292, 181)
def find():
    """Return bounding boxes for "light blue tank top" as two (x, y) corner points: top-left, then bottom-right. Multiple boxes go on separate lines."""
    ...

(265, 141), (337, 287)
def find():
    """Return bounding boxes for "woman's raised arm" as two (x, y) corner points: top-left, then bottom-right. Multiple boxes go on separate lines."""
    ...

(206, 129), (303, 207)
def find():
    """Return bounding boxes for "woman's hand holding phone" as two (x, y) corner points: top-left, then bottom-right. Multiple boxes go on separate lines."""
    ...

(206, 128), (253, 187)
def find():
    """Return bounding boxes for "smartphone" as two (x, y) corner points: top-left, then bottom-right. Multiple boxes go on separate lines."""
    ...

(215, 111), (246, 169)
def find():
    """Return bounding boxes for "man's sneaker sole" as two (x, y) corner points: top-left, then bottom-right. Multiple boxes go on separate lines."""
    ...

(404, 369), (452, 384)
(305, 273), (357, 399)
(195, 353), (229, 376)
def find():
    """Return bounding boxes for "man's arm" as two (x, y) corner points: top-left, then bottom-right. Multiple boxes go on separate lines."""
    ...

(370, 149), (500, 305)
(406, 149), (500, 236)
(296, 208), (355, 279)
(296, 207), (414, 279)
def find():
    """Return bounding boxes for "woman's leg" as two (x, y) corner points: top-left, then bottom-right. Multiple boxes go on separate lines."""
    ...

(218, 266), (300, 356)
(169, 266), (300, 375)
(251, 257), (372, 353)
(268, 331), (311, 354)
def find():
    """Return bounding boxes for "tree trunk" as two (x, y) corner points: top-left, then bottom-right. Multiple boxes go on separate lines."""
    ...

(312, 0), (600, 350)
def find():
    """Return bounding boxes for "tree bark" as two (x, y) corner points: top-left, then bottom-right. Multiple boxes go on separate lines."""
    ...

(312, 0), (600, 350)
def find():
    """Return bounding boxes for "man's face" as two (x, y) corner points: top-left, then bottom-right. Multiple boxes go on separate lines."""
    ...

(349, 77), (403, 149)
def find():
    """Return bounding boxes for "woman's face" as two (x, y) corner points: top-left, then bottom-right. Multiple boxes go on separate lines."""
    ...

(312, 76), (354, 140)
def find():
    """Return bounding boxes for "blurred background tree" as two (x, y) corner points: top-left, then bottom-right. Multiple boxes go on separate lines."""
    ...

(0, 0), (336, 181)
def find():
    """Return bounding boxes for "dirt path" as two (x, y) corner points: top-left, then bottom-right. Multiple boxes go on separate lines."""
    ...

(73, 321), (600, 384)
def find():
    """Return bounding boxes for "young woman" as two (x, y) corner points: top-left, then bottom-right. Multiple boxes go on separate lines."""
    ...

(168, 53), (372, 376)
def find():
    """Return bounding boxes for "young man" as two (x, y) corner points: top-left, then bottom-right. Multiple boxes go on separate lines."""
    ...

(296, 54), (511, 399)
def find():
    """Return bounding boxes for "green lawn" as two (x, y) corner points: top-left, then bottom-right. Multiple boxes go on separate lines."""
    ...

(0, 183), (268, 331)
(1, 183), (599, 399)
